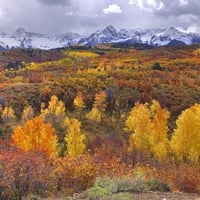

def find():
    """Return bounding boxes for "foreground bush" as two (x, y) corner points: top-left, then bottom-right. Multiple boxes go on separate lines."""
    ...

(144, 160), (200, 193)
(0, 151), (57, 199)
(54, 153), (97, 195)
(68, 176), (169, 200)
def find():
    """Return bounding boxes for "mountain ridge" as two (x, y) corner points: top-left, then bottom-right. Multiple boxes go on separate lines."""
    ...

(1, 26), (200, 50)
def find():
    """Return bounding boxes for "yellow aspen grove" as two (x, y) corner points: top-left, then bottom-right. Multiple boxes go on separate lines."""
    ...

(41, 95), (69, 141)
(193, 48), (200, 57)
(12, 116), (58, 157)
(41, 95), (66, 117)
(125, 103), (151, 153)
(73, 93), (86, 110)
(21, 105), (34, 123)
(125, 100), (169, 160)
(149, 100), (170, 160)
(86, 107), (101, 122)
(65, 118), (85, 156)
(170, 104), (200, 162)
(2, 106), (15, 123)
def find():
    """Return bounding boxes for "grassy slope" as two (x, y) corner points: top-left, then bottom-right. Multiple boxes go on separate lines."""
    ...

(1, 44), (200, 130)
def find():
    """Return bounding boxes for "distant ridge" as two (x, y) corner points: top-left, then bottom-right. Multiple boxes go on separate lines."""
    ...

(0, 26), (200, 49)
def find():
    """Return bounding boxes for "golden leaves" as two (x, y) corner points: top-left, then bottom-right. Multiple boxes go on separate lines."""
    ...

(125, 100), (170, 161)
(170, 104), (200, 162)
(65, 118), (85, 156)
(12, 116), (58, 157)
(86, 107), (101, 122)
(73, 93), (86, 110)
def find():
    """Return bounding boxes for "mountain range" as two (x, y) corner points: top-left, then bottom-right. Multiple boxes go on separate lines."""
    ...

(0, 26), (200, 50)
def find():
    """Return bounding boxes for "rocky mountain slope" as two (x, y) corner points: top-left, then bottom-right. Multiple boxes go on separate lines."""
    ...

(1, 26), (200, 49)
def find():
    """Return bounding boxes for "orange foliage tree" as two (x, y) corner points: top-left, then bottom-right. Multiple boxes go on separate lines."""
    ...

(12, 116), (58, 156)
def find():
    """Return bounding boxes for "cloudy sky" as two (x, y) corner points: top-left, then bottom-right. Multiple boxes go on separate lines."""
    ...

(0, 0), (199, 34)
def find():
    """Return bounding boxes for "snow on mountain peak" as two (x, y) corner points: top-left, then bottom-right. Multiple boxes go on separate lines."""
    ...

(158, 27), (182, 37)
(150, 26), (192, 46)
(102, 26), (118, 37)
(0, 26), (199, 50)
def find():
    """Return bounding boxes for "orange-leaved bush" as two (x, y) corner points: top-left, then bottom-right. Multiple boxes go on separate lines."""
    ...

(12, 116), (58, 156)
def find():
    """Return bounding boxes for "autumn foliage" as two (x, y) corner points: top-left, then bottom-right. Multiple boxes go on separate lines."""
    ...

(171, 104), (200, 162)
(1, 45), (200, 197)
(65, 118), (85, 156)
(40, 95), (69, 141)
(12, 116), (58, 156)
(125, 100), (169, 161)
(3, 94), (200, 197)
(0, 151), (57, 199)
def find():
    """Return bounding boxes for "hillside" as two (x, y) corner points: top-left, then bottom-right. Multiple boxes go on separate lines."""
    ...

(1, 44), (200, 119)
(0, 44), (200, 199)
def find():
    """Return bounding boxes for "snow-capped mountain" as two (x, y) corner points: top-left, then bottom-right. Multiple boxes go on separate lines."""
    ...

(78, 26), (125, 45)
(150, 27), (192, 46)
(0, 26), (200, 50)
(78, 26), (200, 47)
(0, 27), (82, 50)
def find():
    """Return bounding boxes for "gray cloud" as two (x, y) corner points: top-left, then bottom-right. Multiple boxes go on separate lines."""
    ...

(0, 0), (199, 34)
(153, 0), (200, 17)
(35, 0), (70, 6)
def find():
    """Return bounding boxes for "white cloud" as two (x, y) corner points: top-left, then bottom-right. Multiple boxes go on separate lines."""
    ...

(130, 0), (164, 11)
(128, 0), (134, 5)
(103, 4), (122, 14)
(177, 24), (200, 33)
(156, 1), (164, 10)
(179, 0), (188, 6)
(147, 0), (157, 7)
(132, 0), (144, 9)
